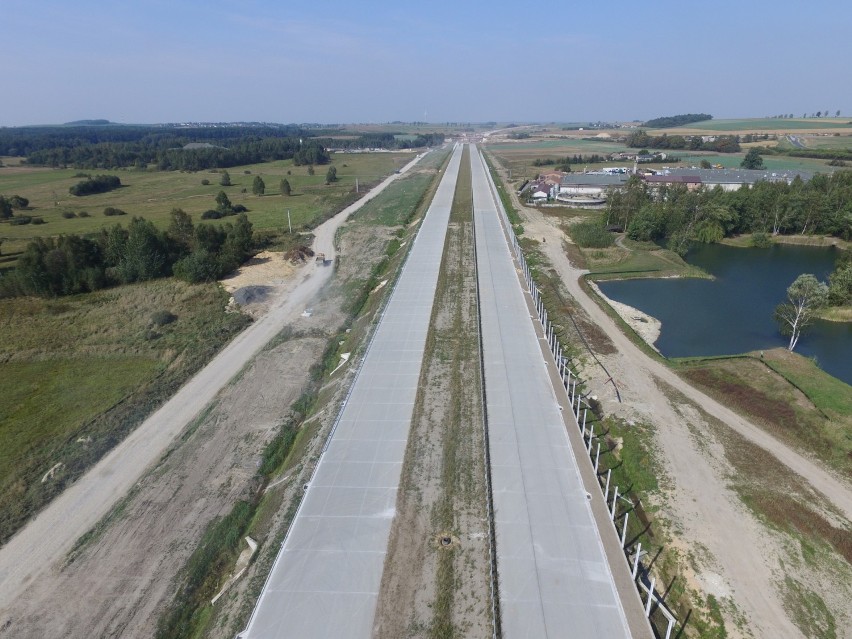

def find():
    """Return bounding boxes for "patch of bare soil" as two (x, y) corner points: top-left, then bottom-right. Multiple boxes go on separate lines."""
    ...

(374, 216), (492, 635)
(221, 251), (296, 319)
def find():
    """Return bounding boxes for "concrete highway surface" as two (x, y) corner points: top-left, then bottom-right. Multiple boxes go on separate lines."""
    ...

(240, 145), (463, 638)
(470, 147), (632, 638)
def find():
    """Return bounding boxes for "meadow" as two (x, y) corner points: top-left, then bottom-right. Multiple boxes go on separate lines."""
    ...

(667, 118), (852, 132)
(0, 152), (412, 255)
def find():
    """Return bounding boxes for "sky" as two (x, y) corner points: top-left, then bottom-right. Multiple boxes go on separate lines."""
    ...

(1, 0), (850, 126)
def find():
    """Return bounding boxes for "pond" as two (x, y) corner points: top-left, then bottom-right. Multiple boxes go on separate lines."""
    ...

(597, 243), (852, 385)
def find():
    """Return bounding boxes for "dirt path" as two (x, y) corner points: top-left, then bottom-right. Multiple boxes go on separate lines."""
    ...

(491, 162), (852, 636)
(0, 152), (425, 618)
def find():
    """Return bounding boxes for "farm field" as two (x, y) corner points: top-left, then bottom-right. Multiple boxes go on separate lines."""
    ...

(665, 117), (852, 132)
(0, 152), (412, 254)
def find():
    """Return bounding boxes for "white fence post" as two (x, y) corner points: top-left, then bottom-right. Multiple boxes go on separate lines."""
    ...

(604, 469), (611, 502)
(621, 511), (629, 547)
(594, 442), (601, 472)
(645, 577), (656, 616)
(587, 423), (594, 452)
(632, 542), (642, 579)
(610, 486), (619, 519)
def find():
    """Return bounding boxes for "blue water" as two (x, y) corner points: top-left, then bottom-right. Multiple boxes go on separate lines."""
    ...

(598, 244), (852, 385)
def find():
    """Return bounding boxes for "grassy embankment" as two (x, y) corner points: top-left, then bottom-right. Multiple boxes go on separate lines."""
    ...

(0, 153), (413, 545)
(0, 152), (411, 258)
(153, 149), (451, 639)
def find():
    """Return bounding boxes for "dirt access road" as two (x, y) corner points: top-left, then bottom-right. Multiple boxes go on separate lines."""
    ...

(0, 152), (425, 615)
(492, 161), (852, 636)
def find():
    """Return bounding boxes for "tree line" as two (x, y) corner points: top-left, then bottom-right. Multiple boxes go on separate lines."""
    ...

(626, 130), (741, 153)
(317, 132), (444, 150)
(606, 172), (852, 256)
(69, 174), (122, 196)
(0, 209), (253, 297)
(532, 154), (608, 169)
(642, 114), (713, 128)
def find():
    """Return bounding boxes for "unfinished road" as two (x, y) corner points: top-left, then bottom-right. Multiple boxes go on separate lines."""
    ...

(240, 145), (463, 638)
(470, 147), (634, 638)
(0, 152), (425, 615)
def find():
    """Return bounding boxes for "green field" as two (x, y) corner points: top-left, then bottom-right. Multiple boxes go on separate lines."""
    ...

(673, 118), (852, 132)
(0, 279), (250, 543)
(0, 152), (412, 254)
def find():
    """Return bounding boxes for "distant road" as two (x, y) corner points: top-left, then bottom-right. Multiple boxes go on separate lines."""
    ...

(787, 135), (806, 148)
(0, 151), (425, 614)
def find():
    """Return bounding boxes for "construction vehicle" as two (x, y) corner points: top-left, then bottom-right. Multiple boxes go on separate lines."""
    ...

(315, 253), (330, 265)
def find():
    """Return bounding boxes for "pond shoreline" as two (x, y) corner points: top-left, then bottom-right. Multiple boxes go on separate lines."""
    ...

(589, 281), (661, 352)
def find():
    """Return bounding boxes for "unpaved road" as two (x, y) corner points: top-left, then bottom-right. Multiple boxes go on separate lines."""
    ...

(0, 152), (425, 615)
(489, 158), (852, 636)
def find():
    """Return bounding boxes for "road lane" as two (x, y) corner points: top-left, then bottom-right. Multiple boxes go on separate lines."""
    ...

(470, 147), (632, 638)
(240, 145), (463, 639)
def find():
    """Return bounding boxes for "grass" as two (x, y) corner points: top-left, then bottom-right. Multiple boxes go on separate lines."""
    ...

(0, 152), (412, 255)
(667, 118), (852, 132)
(782, 576), (837, 639)
(673, 349), (851, 477)
(0, 279), (250, 544)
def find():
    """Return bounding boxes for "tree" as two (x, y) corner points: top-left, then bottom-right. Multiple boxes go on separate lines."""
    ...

(280, 178), (291, 196)
(700, 159), (712, 169)
(0, 196), (11, 219)
(252, 175), (265, 195)
(816, 111), (822, 118)
(774, 274), (829, 351)
(325, 165), (337, 184)
(307, 165), (315, 176)
(741, 148), (764, 170)
(220, 170), (231, 187)
(215, 191), (232, 212)
(168, 208), (194, 253)
(9, 195), (29, 210)
(837, 110), (841, 117)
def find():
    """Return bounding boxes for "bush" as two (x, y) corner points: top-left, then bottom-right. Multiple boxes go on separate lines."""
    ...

(751, 231), (772, 248)
(62, 211), (78, 219)
(150, 310), (178, 327)
(201, 178), (210, 185)
(201, 209), (223, 220)
(10, 215), (32, 225)
(571, 220), (615, 248)
(69, 174), (121, 196)
(78, 211), (90, 218)
(103, 207), (127, 217)
(31, 217), (46, 225)
(231, 204), (248, 214)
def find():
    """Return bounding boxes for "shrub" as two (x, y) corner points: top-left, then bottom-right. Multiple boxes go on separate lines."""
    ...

(103, 207), (127, 217)
(751, 231), (772, 248)
(78, 211), (90, 218)
(231, 204), (248, 214)
(62, 211), (78, 219)
(69, 174), (121, 196)
(10, 215), (32, 225)
(571, 220), (614, 248)
(201, 209), (223, 220)
(150, 310), (178, 327)
(201, 178), (210, 185)
(31, 217), (46, 225)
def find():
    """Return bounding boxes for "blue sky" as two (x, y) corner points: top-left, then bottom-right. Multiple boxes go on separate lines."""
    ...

(1, 0), (849, 125)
